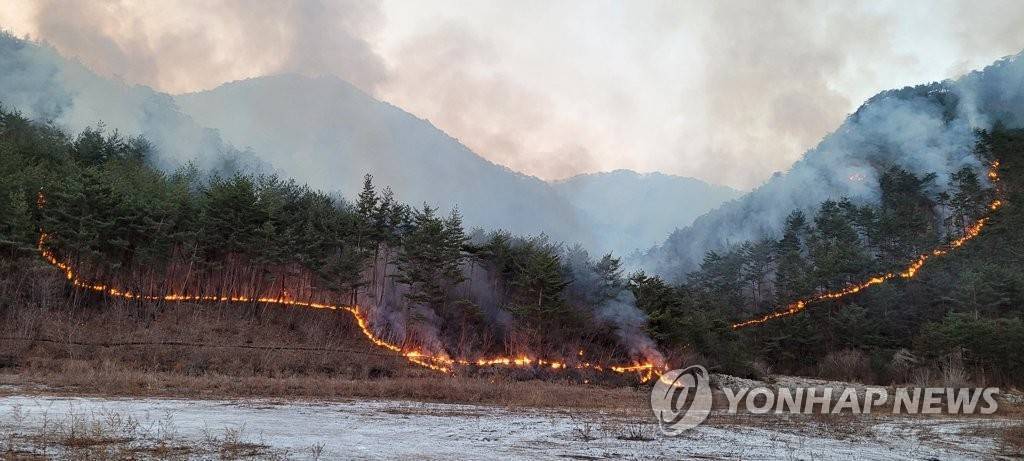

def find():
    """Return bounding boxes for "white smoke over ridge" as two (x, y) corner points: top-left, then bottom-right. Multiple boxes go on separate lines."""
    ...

(0, 32), (602, 251)
(4, 0), (388, 95)
(641, 51), (1024, 280)
(6, 0), (1024, 191)
(0, 32), (270, 177)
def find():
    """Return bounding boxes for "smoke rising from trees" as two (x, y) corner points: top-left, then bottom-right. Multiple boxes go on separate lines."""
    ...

(641, 51), (1024, 280)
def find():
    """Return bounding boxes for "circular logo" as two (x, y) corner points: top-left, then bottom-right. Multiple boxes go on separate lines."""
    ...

(650, 365), (712, 435)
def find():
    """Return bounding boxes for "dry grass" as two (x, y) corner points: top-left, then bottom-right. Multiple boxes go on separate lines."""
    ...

(0, 405), (304, 460)
(1000, 422), (1024, 456)
(0, 259), (648, 409)
(818, 349), (873, 383)
(1, 370), (645, 409)
(568, 419), (598, 441)
(566, 410), (657, 443)
(608, 421), (656, 441)
(941, 351), (971, 389)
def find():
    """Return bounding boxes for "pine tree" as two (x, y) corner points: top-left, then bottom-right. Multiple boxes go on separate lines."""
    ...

(876, 167), (939, 263)
(356, 174), (378, 233)
(441, 208), (468, 287)
(690, 249), (746, 309)
(198, 175), (268, 263)
(742, 238), (775, 308)
(948, 166), (987, 235)
(809, 199), (870, 290)
(775, 210), (811, 302)
(516, 244), (569, 311)
(591, 252), (625, 303)
(395, 205), (446, 308)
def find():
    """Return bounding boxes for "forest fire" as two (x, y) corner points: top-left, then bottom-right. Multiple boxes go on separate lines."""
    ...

(35, 227), (664, 382)
(732, 160), (1004, 330)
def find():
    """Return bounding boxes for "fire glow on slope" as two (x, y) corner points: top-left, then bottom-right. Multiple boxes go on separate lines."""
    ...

(732, 160), (1004, 330)
(35, 223), (662, 381)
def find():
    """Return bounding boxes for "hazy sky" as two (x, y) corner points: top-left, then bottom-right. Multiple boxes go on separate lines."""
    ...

(3, 0), (1024, 189)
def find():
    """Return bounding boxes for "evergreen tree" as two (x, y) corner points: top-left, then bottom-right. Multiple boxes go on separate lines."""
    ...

(198, 175), (268, 263)
(808, 199), (870, 290)
(876, 168), (939, 263)
(690, 249), (746, 310)
(395, 205), (447, 308)
(742, 238), (775, 308)
(947, 166), (987, 235)
(775, 210), (811, 302)
(592, 253), (625, 302)
(441, 208), (468, 287)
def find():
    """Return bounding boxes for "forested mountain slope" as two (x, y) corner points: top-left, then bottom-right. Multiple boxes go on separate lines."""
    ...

(631, 127), (1024, 384)
(174, 75), (597, 247)
(5, 31), (1023, 386)
(4, 104), (1020, 385)
(640, 51), (1024, 281)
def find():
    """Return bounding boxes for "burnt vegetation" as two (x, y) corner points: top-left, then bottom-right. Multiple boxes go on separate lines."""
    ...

(1, 100), (1023, 389)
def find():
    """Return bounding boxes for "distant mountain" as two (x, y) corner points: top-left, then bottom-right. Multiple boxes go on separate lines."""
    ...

(0, 32), (262, 176)
(173, 75), (594, 245)
(0, 33), (593, 246)
(639, 51), (1024, 281)
(551, 170), (741, 255)
(0, 32), (745, 255)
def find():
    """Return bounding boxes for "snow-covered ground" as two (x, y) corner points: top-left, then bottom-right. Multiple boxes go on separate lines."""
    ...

(0, 392), (1016, 460)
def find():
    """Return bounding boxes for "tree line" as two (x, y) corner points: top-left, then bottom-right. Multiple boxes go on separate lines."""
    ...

(0, 105), (647, 363)
(2, 103), (1022, 383)
(632, 128), (1024, 384)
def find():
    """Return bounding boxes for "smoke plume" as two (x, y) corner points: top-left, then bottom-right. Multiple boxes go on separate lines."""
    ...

(641, 51), (1024, 280)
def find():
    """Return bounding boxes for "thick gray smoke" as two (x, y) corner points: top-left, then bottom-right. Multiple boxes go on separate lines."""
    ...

(0, 32), (269, 177)
(16, 0), (388, 95)
(551, 171), (742, 256)
(640, 51), (1024, 280)
(563, 245), (665, 366)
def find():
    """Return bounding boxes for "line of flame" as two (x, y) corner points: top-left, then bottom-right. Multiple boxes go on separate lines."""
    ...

(732, 160), (1004, 330)
(34, 218), (663, 381)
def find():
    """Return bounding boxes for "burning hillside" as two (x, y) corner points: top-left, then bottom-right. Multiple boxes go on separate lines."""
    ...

(732, 159), (1004, 329)
(35, 195), (664, 382)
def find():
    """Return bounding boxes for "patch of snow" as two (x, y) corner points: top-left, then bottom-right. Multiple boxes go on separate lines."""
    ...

(0, 394), (1014, 460)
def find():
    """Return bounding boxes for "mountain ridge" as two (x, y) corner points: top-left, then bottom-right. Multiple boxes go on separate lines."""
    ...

(173, 73), (597, 247)
(0, 31), (759, 258)
(637, 50), (1024, 280)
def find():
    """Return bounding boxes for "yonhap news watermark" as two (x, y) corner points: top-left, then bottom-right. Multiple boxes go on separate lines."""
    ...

(651, 365), (1000, 435)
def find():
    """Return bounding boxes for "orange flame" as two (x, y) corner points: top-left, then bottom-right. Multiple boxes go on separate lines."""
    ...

(733, 160), (1003, 329)
(34, 207), (663, 381)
